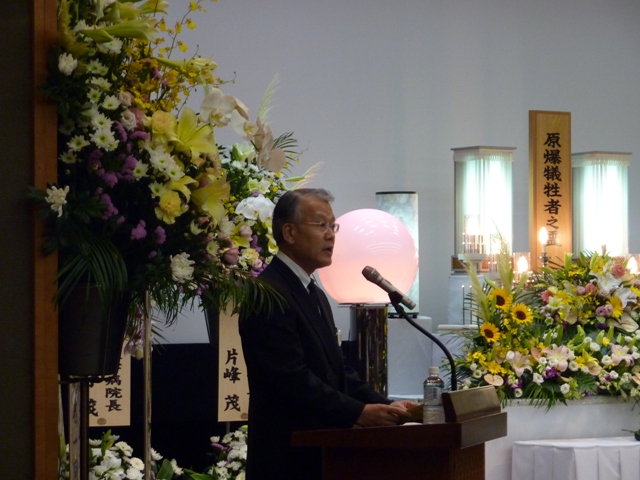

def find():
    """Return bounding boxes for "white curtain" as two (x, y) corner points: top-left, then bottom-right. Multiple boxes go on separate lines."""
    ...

(454, 147), (514, 256)
(572, 152), (630, 256)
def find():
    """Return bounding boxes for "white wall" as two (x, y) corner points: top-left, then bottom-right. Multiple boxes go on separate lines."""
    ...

(161, 0), (640, 341)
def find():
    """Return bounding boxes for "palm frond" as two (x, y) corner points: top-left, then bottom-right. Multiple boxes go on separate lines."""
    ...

(257, 74), (279, 124)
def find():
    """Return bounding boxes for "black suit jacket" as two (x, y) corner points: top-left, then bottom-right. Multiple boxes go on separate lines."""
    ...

(239, 256), (390, 480)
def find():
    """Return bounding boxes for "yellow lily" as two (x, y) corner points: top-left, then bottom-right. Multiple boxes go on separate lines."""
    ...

(192, 172), (230, 224)
(174, 108), (217, 158)
(167, 176), (197, 203)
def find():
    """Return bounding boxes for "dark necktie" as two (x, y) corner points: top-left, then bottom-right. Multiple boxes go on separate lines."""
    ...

(308, 280), (333, 332)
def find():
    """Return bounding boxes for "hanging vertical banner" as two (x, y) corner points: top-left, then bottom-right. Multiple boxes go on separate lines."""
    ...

(89, 350), (131, 427)
(218, 309), (249, 421)
(529, 110), (572, 268)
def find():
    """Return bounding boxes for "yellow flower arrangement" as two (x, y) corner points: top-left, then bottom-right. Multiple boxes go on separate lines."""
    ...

(30, 0), (303, 325)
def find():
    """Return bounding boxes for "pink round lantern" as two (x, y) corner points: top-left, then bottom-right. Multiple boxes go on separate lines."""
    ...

(318, 208), (418, 304)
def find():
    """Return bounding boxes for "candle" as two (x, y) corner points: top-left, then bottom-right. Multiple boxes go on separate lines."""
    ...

(538, 227), (548, 255)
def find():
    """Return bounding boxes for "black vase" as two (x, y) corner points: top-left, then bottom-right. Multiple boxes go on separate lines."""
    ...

(58, 285), (130, 380)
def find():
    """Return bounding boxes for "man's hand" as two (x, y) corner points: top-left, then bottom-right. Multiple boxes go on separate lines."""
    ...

(355, 402), (417, 427)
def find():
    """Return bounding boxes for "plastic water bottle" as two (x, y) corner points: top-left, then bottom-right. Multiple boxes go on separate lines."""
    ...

(423, 366), (445, 424)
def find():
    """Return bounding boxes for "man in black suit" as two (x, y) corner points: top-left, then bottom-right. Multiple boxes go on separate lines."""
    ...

(240, 188), (419, 480)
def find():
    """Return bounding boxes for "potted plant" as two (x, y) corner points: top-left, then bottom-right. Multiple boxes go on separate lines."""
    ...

(30, 0), (301, 375)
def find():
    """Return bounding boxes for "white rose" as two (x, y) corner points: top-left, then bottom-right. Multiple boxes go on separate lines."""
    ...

(121, 109), (137, 131)
(170, 253), (195, 283)
(58, 53), (78, 75)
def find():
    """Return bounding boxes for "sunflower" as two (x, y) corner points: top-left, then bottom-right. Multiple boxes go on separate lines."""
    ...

(511, 303), (533, 324)
(489, 287), (512, 310)
(480, 323), (501, 342)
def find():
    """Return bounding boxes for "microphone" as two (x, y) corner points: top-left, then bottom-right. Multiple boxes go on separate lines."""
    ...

(361, 266), (417, 310)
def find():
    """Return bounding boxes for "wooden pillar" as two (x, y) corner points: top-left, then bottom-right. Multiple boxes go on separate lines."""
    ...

(33, 0), (60, 478)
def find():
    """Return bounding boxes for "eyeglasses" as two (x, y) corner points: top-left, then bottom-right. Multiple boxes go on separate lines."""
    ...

(304, 222), (340, 234)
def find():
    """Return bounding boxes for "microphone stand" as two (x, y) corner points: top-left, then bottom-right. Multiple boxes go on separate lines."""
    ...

(389, 292), (458, 391)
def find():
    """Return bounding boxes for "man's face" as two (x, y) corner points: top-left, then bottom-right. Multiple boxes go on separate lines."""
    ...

(284, 196), (336, 275)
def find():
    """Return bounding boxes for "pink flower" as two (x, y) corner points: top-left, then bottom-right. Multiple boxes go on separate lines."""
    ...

(131, 220), (147, 240)
(155, 226), (166, 244)
(612, 263), (626, 278)
(222, 247), (240, 265)
(585, 283), (597, 294)
(541, 290), (554, 303)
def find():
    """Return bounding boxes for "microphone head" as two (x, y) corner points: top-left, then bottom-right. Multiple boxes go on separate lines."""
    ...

(361, 266), (378, 281)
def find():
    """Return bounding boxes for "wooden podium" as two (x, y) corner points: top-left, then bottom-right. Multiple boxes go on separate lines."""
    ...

(292, 386), (506, 480)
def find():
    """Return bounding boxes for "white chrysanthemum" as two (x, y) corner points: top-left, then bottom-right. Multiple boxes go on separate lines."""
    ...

(58, 52), (78, 75)
(68, 135), (90, 151)
(97, 38), (123, 54)
(86, 60), (107, 75)
(45, 185), (69, 217)
(133, 161), (149, 179)
(235, 195), (275, 222)
(91, 127), (118, 151)
(115, 441), (133, 457)
(166, 166), (185, 181)
(59, 151), (78, 164)
(91, 77), (112, 90)
(532, 373), (544, 385)
(73, 19), (90, 33)
(149, 181), (167, 197)
(241, 248), (260, 265)
(560, 383), (571, 395)
(88, 439), (102, 447)
(87, 88), (102, 103)
(125, 467), (143, 480)
(206, 241), (219, 256)
(590, 343), (601, 352)
(148, 147), (177, 173)
(128, 457), (144, 470)
(170, 252), (195, 284)
(150, 448), (163, 461)
(101, 95), (121, 110)
(59, 118), (75, 135)
(472, 369), (482, 379)
(568, 361), (579, 371)
(91, 112), (112, 130)
(170, 459), (183, 475)
(218, 216), (234, 237)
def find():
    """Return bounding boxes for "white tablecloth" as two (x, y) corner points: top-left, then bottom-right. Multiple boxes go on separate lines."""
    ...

(512, 436), (640, 480)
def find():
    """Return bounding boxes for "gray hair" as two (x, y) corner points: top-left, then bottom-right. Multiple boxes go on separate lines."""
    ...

(272, 188), (334, 245)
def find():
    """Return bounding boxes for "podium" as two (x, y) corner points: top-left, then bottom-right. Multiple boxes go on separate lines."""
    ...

(292, 386), (507, 480)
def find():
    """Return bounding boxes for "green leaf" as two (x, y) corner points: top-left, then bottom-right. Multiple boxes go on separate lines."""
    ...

(187, 474), (215, 480)
(156, 459), (177, 479)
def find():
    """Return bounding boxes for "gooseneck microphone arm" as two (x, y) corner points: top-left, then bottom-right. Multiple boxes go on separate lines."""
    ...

(388, 291), (458, 391)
